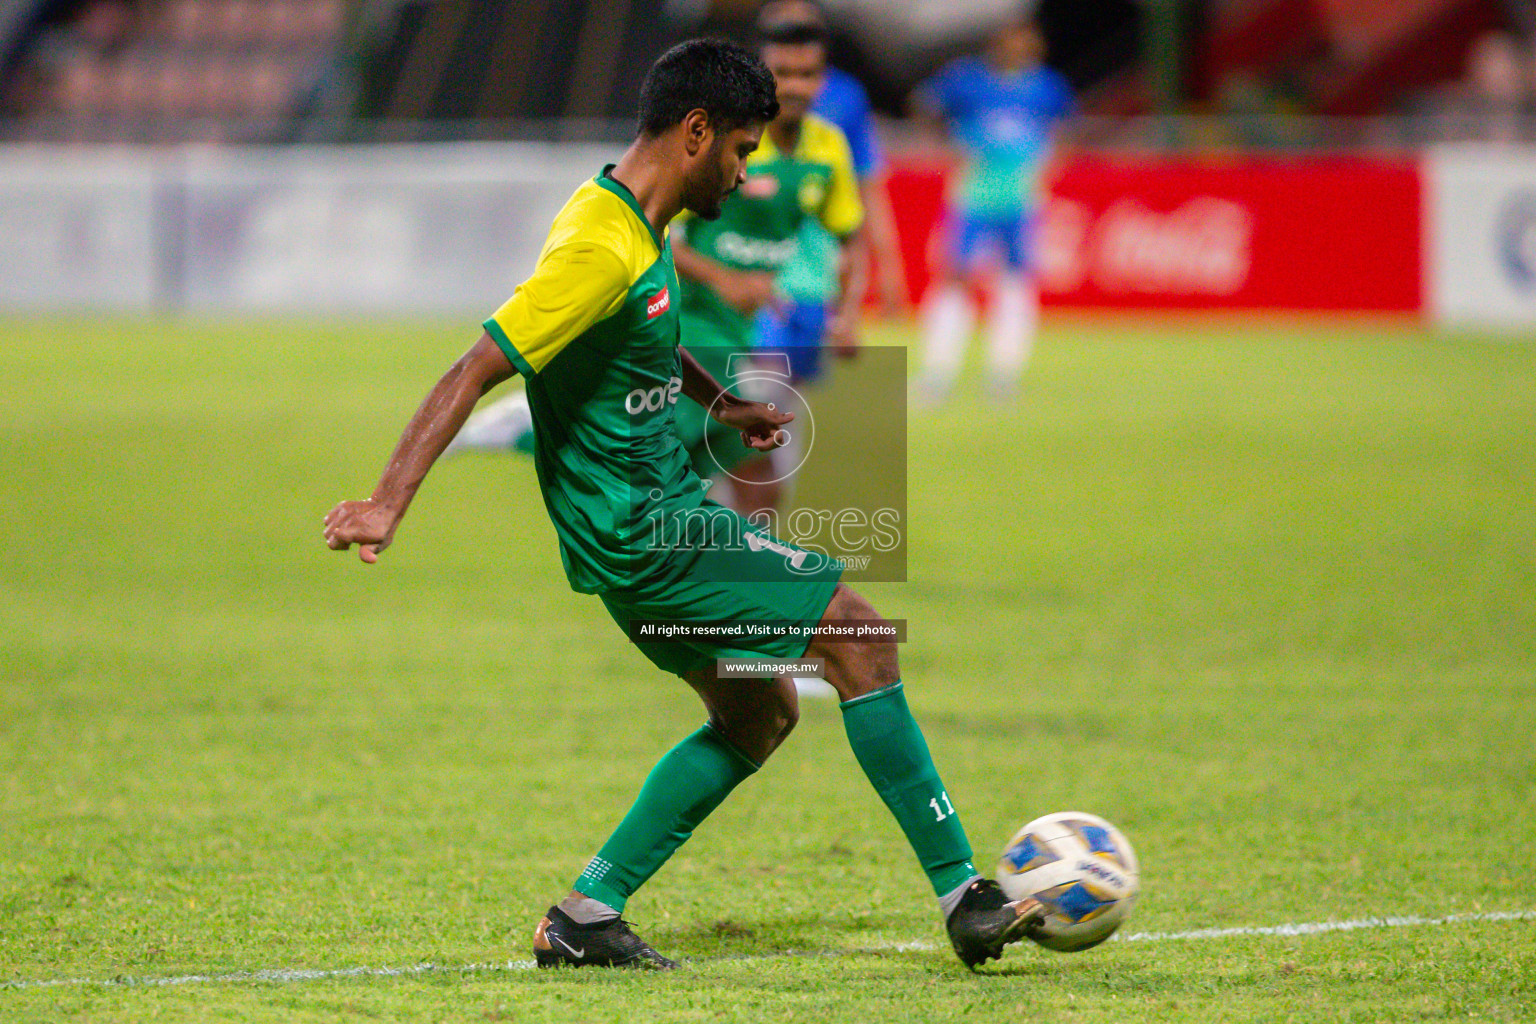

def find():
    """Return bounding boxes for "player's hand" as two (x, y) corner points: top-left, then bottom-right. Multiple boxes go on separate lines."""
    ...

(826, 312), (860, 359)
(716, 270), (779, 315)
(323, 499), (399, 564)
(712, 397), (794, 452)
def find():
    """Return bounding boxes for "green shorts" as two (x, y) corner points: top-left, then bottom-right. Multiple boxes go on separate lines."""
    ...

(599, 503), (843, 677)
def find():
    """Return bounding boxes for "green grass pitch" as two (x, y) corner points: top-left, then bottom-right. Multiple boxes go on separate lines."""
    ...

(1, 314), (1533, 1022)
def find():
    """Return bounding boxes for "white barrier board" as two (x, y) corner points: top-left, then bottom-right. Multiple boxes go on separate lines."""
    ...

(0, 151), (168, 308)
(1427, 145), (1536, 326)
(0, 143), (621, 313)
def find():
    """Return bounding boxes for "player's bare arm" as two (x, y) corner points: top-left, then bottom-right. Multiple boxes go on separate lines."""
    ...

(861, 173), (908, 313)
(673, 234), (778, 315)
(323, 332), (512, 563)
(678, 344), (792, 450)
(827, 224), (869, 354)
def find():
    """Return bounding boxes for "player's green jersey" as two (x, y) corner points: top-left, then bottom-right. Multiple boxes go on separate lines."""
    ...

(776, 219), (841, 305)
(483, 167), (708, 594)
(678, 112), (863, 356)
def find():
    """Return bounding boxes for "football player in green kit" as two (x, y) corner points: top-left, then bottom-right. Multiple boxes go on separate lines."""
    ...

(323, 39), (1042, 971)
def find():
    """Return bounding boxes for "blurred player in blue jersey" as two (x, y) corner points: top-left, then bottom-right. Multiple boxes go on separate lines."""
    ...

(913, 13), (1073, 404)
(754, 0), (906, 383)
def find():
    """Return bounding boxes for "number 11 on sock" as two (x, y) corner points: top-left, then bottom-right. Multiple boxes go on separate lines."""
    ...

(929, 791), (955, 821)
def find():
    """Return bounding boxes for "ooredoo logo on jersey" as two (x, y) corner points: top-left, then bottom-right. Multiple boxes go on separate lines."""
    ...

(646, 286), (670, 319)
(625, 376), (682, 416)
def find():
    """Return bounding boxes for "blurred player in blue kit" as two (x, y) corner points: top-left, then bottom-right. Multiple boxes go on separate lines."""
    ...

(913, 13), (1073, 404)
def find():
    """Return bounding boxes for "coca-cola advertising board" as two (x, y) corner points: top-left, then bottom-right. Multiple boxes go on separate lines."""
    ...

(885, 155), (1423, 313)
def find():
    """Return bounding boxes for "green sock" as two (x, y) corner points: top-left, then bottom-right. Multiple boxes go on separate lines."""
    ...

(574, 723), (759, 912)
(841, 682), (978, 896)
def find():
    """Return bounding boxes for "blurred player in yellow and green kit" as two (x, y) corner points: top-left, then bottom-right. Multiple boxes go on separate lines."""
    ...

(671, 19), (866, 514)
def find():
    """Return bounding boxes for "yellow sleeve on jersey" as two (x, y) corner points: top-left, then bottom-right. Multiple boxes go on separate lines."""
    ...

(484, 242), (629, 376)
(484, 180), (661, 376)
(809, 117), (864, 240)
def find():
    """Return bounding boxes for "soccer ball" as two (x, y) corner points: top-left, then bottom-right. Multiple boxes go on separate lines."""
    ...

(996, 811), (1140, 952)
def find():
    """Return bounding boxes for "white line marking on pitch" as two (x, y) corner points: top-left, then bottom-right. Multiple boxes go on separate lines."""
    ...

(1115, 909), (1536, 943)
(4, 960), (537, 992)
(5, 909), (1531, 992)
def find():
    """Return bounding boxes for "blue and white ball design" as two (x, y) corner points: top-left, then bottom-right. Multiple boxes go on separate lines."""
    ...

(996, 811), (1140, 952)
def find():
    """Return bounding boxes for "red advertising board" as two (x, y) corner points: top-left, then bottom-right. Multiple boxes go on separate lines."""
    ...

(883, 154), (1423, 313)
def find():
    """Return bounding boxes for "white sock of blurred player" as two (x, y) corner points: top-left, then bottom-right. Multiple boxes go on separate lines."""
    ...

(917, 281), (976, 405)
(984, 273), (1038, 399)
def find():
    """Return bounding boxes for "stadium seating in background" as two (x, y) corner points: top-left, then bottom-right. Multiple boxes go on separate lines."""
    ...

(1201, 0), (1509, 115)
(351, 0), (674, 127)
(1, 0), (347, 142)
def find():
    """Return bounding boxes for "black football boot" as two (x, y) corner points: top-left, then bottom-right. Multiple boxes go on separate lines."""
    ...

(532, 906), (679, 970)
(945, 878), (1046, 969)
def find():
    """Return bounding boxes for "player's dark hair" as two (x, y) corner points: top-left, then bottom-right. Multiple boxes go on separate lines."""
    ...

(757, 0), (828, 23)
(636, 38), (779, 138)
(757, 20), (829, 49)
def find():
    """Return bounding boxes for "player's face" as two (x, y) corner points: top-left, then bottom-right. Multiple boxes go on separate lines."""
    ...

(762, 42), (826, 125)
(994, 21), (1044, 71)
(687, 124), (764, 220)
